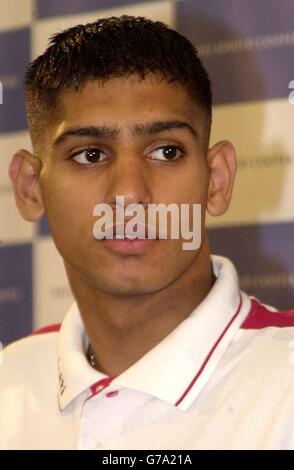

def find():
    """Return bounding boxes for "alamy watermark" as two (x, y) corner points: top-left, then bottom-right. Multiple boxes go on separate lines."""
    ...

(93, 196), (202, 250)
(288, 80), (294, 104)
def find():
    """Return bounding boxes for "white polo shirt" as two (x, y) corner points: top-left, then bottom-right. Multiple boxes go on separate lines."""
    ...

(1, 255), (294, 450)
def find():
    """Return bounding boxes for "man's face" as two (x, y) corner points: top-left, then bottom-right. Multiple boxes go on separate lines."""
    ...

(38, 74), (210, 295)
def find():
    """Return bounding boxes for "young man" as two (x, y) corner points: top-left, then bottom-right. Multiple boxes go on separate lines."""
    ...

(1, 15), (294, 450)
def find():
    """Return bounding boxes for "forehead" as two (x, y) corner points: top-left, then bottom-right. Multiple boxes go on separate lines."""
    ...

(46, 74), (206, 145)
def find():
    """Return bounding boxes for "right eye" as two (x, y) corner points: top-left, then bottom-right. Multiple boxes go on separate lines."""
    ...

(71, 148), (107, 166)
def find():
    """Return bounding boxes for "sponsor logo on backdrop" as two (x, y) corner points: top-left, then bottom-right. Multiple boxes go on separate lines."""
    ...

(177, 1), (294, 103)
(50, 286), (72, 299)
(93, 196), (202, 251)
(241, 272), (294, 290)
(289, 80), (294, 104)
(0, 287), (21, 302)
(208, 223), (294, 311)
(238, 154), (291, 171)
(0, 184), (11, 194)
(198, 31), (294, 57)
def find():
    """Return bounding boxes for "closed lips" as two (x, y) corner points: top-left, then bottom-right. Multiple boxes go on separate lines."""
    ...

(103, 223), (158, 239)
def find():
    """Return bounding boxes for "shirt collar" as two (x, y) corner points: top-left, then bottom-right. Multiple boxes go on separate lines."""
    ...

(58, 255), (251, 411)
(57, 304), (107, 410)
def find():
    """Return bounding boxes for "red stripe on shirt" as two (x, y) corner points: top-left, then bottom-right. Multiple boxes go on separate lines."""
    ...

(175, 296), (243, 407)
(31, 324), (61, 335)
(241, 298), (294, 329)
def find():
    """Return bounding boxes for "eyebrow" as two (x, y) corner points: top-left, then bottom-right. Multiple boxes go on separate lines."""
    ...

(52, 120), (198, 147)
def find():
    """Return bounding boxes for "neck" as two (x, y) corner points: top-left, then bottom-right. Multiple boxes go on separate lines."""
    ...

(65, 240), (215, 377)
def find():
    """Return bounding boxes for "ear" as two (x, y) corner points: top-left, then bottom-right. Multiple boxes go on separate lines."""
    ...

(206, 140), (237, 216)
(8, 149), (45, 221)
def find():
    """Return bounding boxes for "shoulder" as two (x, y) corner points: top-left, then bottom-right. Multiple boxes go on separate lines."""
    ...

(234, 297), (294, 386)
(0, 324), (61, 383)
(236, 296), (294, 366)
(237, 297), (294, 379)
(0, 325), (62, 448)
(241, 297), (294, 330)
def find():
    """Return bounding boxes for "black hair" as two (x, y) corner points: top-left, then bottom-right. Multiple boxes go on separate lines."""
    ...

(24, 15), (212, 152)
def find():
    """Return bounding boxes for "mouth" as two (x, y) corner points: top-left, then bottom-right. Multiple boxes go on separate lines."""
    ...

(101, 223), (160, 255)
(102, 222), (159, 240)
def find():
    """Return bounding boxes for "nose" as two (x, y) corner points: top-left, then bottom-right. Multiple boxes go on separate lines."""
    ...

(104, 151), (152, 210)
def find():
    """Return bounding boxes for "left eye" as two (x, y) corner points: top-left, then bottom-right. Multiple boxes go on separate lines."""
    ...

(149, 145), (184, 161)
(71, 148), (106, 165)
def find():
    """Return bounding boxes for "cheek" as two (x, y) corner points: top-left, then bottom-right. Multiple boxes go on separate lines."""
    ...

(41, 170), (96, 243)
(161, 164), (209, 204)
(187, 160), (209, 201)
(168, 165), (209, 234)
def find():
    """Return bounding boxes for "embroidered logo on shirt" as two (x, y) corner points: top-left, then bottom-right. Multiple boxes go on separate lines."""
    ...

(58, 358), (66, 396)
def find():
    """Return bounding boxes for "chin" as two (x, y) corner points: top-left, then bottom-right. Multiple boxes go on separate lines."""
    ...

(96, 275), (168, 296)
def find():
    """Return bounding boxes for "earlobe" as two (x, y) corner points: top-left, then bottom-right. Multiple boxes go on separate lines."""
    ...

(206, 140), (237, 217)
(8, 149), (45, 222)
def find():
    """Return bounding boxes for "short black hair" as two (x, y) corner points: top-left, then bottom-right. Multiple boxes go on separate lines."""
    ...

(24, 15), (212, 153)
